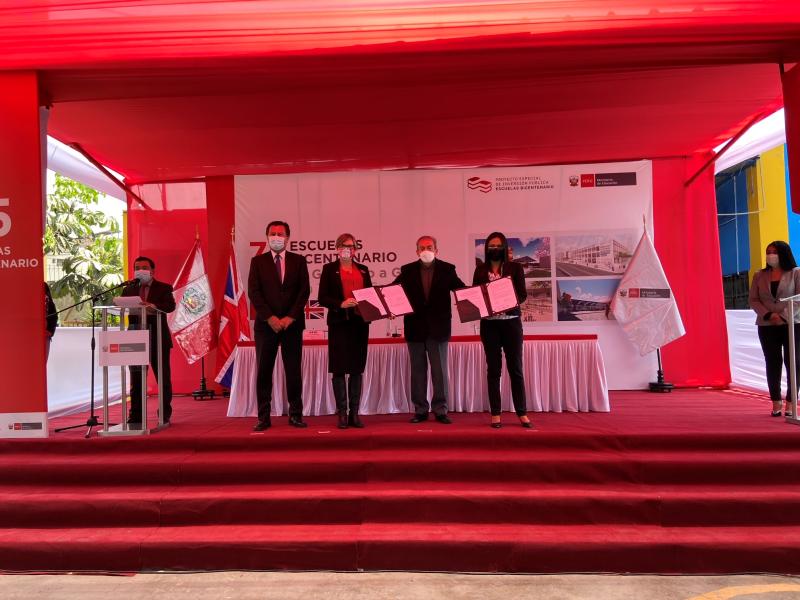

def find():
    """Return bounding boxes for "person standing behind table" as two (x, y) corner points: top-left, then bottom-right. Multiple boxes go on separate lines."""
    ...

(318, 233), (372, 429)
(248, 220), (311, 432)
(392, 235), (465, 424)
(44, 282), (58, 361)
(121, 256), (177, 426)
(472, 232), (531, 429)
(749, 240), (800, 417)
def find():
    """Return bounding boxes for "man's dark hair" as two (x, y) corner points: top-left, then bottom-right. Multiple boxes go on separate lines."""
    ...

(133, 256), (155, 269)
(266, 221), (291, 237)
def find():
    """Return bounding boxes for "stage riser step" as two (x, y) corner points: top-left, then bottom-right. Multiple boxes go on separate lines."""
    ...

(4, 434), (800, 454)
(2, 458), (798, 486)
(3, 495), (800, 528)
(1, 525), (800, 573)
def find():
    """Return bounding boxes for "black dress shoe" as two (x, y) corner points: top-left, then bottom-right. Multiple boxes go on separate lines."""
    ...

(435, 414), (452, 424)
(337, 413), (348, 429)
(288, 416), (308, 428)
(252, 420), (271, 432)
(409, 414), (428, 423)
(348, 414), (365, 429)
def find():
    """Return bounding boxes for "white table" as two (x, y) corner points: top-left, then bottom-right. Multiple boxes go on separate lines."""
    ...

(227, 335), (609, 417)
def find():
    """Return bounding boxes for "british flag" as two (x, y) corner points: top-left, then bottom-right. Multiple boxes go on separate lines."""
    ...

(304, 299), (325, 320)
(214, 241), (251, 388)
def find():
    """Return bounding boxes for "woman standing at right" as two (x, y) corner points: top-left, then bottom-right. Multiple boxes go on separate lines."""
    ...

(749, 241), (800, 417)
(473, 232), (532, 428)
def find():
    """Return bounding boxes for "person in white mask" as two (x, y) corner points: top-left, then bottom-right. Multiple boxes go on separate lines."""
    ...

(392, 235), (465, 424)
(318, 233), (372, 429)
(247, 221), (311, 431)
(749, 241), (800, 417)
(120, 256), (176, 425)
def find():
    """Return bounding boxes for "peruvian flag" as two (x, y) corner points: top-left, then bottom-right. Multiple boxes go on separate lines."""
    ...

(611, 230), (685, 356)
(214, 240), (251, 387)
(168, 239), (217, 364)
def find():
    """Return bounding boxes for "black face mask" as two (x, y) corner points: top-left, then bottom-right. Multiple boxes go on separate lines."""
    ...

(487, 248), (504, 261)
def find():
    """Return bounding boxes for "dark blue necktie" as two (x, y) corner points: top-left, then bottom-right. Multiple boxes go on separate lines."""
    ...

(275, 253), (282, 282)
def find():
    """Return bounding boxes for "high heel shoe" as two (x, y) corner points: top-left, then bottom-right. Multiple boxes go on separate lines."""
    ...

(490, 416), (502, 429)
(772, 410), (783, 417)
(519, 416), (532, 428)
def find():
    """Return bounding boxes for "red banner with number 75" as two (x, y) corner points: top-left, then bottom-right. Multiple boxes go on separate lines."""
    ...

(0, 72), (48, 437)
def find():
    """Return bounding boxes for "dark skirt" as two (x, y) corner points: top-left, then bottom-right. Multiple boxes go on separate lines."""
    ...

(328, 319), (369, 374)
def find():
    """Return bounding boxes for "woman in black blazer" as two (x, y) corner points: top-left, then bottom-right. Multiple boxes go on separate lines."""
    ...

(472, 232), (531, 428)
(318, 233), (372, 428)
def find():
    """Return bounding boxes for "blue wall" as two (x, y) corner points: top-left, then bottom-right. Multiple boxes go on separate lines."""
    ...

(716, 166), (751, 276)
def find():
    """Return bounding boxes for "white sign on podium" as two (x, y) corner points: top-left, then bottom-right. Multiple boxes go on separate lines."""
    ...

(98, 330), (149, 367)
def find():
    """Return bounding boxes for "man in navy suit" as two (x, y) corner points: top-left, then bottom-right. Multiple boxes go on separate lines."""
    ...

(247, 221), (311, 431)
(393, 235), (465, 424)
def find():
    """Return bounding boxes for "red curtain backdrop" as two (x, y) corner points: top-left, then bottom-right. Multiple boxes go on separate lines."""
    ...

(653, 157), (731, 388)
(0, 72), (48, 415)
(126, 183), (213, 395)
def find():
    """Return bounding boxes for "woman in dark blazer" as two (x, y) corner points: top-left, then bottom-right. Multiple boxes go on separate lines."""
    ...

(749, 240), (800, 417)
(472, 232), (531, 428)
(318, 233), (372, 428)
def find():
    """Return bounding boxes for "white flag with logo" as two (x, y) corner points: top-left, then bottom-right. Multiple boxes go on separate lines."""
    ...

(168, 239), (217, 364)
(611, 231), (685, 356)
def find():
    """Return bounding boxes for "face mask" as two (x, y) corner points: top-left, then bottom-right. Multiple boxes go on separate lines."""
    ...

(487, 248), (504, 262)
(134, 269), (152, 284)
(338, 247), (353, 260)
(268, 236), (285, 252)
(419, 250), (435, 264)
(767, 254), (780, 268)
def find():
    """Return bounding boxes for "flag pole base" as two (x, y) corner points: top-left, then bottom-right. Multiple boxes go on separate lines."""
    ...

(649, 380), (674, 393)
(648, 348), (673, 393)
(192, 357), (217, 401)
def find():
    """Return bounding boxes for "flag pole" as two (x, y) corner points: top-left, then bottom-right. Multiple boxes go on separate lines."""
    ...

(191, 230), (216, 401)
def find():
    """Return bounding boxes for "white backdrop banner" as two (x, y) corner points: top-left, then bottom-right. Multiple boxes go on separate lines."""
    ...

(235, 161), (657, 389)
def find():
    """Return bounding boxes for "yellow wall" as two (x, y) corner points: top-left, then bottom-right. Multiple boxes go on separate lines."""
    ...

(748, 145), (789, 281)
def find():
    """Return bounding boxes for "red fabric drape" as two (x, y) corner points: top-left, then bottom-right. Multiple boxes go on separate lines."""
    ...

(653, 157), (731, 387)
(127, 183), (214, 394)
(783, 65), (800, 214)
(2, 1), (800, 69)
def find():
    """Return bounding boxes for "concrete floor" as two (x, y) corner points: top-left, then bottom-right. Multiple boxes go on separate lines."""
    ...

(1, 572), (800, 600)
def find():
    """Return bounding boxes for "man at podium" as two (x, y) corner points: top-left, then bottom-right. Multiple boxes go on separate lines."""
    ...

(120, 256), (176, 425)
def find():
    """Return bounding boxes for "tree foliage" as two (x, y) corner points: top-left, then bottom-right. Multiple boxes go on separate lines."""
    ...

(45, 174), (123, 317)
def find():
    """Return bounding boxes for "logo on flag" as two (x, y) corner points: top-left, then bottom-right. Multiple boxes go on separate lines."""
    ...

(305, 300), (325, 320)
(168, 239), (217, 364)
(215, 241), (251, 388)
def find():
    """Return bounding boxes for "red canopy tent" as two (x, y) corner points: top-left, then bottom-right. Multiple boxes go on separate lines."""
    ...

(3, 1), (800, 412)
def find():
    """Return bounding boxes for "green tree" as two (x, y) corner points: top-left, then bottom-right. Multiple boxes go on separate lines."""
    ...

(45, 174), (123, 323)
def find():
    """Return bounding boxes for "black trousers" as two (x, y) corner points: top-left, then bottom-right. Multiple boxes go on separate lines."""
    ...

(254, 322), (304, 422)
(757, 324), (800, 401)
(480, 318), (527, 416)
(129, 344), (172, 422)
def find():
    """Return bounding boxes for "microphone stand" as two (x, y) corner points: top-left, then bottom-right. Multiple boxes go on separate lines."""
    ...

(53, 279), (139, 437)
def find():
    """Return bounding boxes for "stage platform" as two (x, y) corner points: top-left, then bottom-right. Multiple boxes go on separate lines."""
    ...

(3, 389), (800, 574)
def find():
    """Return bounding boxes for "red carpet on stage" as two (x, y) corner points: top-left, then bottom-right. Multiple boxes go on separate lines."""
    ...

(2, 389), (800, 574)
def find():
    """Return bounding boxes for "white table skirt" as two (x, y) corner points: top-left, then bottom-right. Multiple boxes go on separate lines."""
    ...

(228, 337), (609, 417)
